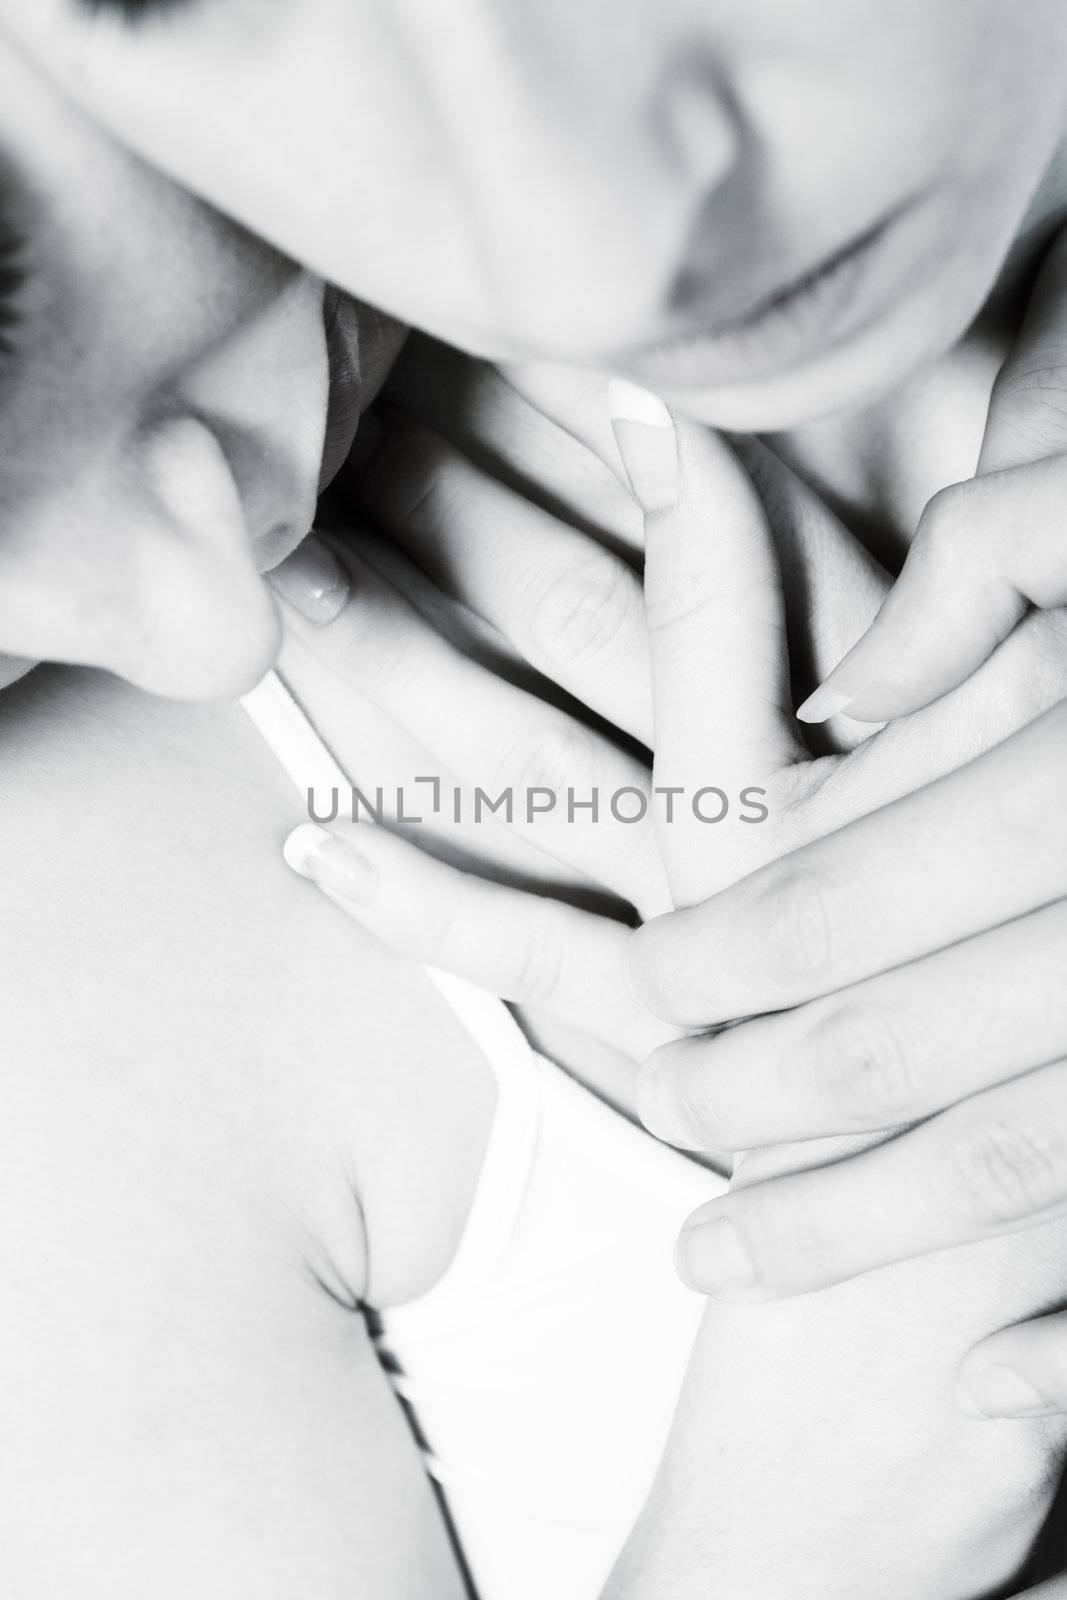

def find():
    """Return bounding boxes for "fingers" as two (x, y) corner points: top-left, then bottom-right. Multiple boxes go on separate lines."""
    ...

(961, 1310), (1067, 1421)
(797, 464), (1066, 724)
(273, 533), (671, 917)
(608, 384), (804, 902)
(798, 226), (1067, 726)
(282, 819), (670, 1059)
(730, 437), (890, 751)
(673, 1058), (1067, 1298)
(786, 606), (1067, 861)
(385, 339), (642, 550)
(632, 698), (1067, 1027)
(638, 897), (1067, 1150)
(355, 416), (653, 743)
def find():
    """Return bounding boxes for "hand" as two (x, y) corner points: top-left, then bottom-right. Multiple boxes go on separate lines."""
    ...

(269, 516), (669, 1069)
(275, 360), (1067, 1590)
(604, 393), (1067, 1600)
(609, 389), (1067, 1431)
(268, 347), (885, 1087)
(798, 223), (1067, 724)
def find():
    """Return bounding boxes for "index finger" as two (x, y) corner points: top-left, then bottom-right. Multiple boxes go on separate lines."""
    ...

(608, 385), (804, 903)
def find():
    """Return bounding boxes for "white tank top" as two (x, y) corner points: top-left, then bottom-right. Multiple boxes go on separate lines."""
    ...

(241, 671), (726, 1600)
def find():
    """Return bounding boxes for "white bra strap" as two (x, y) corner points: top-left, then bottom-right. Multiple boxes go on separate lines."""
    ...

(239, 669), (535, 1072)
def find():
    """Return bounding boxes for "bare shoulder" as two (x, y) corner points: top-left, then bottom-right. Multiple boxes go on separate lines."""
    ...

(0, 666), (488, 1594)
(0, 665), (495, 1303)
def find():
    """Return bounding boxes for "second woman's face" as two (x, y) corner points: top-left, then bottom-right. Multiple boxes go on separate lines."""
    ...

(0, 30), (398, 699)
(6, 0), (1067, 429)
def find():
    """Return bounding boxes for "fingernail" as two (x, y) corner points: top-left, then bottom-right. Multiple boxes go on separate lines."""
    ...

(675, 1215), (758, 1295)
(796, 630), (911, 725)
(283, 822), (375, 901)
(608, 377), (679, 514)
(269, 533), (350, 625)
(795, 681), (854, 724)
(958, 1364), (1052, 1420)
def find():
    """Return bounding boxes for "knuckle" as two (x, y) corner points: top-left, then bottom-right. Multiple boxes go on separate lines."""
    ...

(992, 359), (1067, 454)
(495, 720), (598, 801)
(947, 1115), (1067, 1226)
(990, 611), (1067, 726)
(508, 907), (567, 1006)
(753, 863), (839, 992)
(628, 920), (697, 1026)
(528, 554), (638, 667)
(644, 570), (717, 637)
(917, 482), (971, 566)
(379, 434), (476, 540)
(801, 1004), (919, 1126)
(407, 460), (477, 538)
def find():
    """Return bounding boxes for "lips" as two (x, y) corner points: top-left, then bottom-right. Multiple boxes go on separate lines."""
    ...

(319, 286), (366, 491)
(608, 202), (913, 394)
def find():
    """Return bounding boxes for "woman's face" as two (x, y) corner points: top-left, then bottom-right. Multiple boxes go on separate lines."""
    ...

(5, 0), (1067, 431)
(0, 29), (396, 699)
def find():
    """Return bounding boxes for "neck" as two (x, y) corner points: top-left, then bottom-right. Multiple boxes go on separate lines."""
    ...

(773, 140), (1067, 572)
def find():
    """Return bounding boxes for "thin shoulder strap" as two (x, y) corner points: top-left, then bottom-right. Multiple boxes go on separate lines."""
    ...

(239, 670), (535, 1071)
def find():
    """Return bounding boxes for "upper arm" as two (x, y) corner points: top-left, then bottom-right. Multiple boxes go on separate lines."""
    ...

(0, 666), (470, 1598)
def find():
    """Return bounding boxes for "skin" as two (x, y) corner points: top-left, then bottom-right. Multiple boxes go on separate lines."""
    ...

(269, 381), (1067, 1596)
(0, 0), (1065, 1587)
(0, 662), (494, 1596)
(3, 0), (1067, 432)
(0, 33), (401, 700)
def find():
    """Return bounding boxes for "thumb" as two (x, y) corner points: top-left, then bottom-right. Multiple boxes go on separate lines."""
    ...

(798, 225), (1067, 726)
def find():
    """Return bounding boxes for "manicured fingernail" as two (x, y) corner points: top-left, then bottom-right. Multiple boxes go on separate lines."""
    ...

(675, 1216), (757, 1295)
(608, 377), (679, 514)
(796, 630), (911, 724)
(958, 1364), (1051, 1420)
(283, 822), (375, 901)
(269, 533), (350, 625)
(795, 681), (854, 724)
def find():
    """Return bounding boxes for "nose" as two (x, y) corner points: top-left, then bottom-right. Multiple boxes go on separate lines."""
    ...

(119, 414), (286, 699)
(446, 31), (742, 353)
(0, 263), (332, 704)
(93, 269), (329, 700)
(0, 414), (283, 701)
(178, 269), (330, 573)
